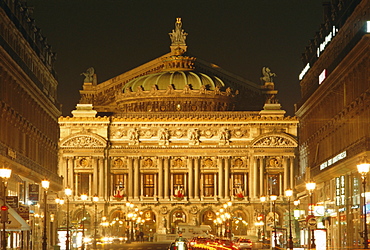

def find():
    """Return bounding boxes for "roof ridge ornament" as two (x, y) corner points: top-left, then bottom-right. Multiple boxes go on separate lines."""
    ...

(169, 18), (188, 54)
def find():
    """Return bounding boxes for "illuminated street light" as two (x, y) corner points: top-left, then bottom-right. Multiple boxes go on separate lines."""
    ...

(270, 194), (278, 250)
(93, 194), (99, 249)
(306, 181), (316, 250)
(80, 194), (88, 250)
(42, 180), (50, 250)
(358, 162), (370, 249)
(260, 196), (266, 243)
(65, 187), (72, 250)
(285, 189), (293, 250)
(0, 167), (11, 250)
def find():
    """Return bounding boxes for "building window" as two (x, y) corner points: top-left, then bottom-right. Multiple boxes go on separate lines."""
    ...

(233, 174), (244, 196)
(267, 174), (279, 196)
(203, 174), (214, 197)
(173, 174), (184, 195)
(77, 173), (90, 195)
(143, 174), (155, 197)
(113, 174), (125, 198)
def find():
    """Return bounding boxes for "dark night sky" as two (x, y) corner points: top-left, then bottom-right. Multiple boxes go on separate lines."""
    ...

(27, 0), (325, 116)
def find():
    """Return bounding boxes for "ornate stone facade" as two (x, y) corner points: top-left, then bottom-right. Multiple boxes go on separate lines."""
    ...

(59, 19), (298, 241)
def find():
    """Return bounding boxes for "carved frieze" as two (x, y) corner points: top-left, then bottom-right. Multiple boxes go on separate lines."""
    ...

(60, 134), (106, 148)
(219, 128), (230, 145)
(253, 135), (296, 147)
(188, 128), (200, 145)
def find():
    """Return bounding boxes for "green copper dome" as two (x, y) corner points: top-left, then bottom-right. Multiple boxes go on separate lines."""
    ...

(123, 70), (225, 93)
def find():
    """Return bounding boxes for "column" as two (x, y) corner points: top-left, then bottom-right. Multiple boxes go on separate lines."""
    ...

(224, 157), (230, 199)
(127, 157), (133, 199)
(158, 158), (164, 199)
(93, 157), (98, 196)
(188, 158), (194, 199)
(283, 157), (288, 190)
(218, 157), (224, 199)
(252, 157), (258, 198)
(164, 157), (170, 199)
(69, 157), (75, 189)
(290, 157), (294, 189)
(99, 157), (105, 198)
(134, 157), (140, 199)
(259, 157), (265, 196)
(194, 157), (200, 199)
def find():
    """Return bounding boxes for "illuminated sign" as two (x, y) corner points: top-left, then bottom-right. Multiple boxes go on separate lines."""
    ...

(320, 151), (347, 170)
(299, 63), (310, 80)
(367, 21), (370, 33)
(319, 69), (327, 85)
(317, 26), (338, 57)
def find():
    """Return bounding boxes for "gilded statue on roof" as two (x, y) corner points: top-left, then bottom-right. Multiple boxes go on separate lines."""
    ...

(169, 17), (187, 45)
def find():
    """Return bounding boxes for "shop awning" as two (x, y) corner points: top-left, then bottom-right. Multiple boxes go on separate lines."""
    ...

(6, 206), (30, 231)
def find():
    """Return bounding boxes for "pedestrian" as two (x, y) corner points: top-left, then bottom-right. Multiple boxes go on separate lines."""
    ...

(139, 231), (144, 242)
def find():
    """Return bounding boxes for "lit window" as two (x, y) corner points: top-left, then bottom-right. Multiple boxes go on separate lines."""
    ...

(143, 174), (155, 197)
(203, 174), (214, 197)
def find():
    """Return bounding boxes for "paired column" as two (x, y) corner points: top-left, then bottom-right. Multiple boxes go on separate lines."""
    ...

(158, 158), (164, 199)
(224, 158), (230, 199)
(218, 157), (224, 198)
(188, 158), (194, 199)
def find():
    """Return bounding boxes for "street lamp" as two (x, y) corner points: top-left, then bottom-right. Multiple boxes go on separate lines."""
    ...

(0, 167), (11, 250)
(306, 181), (316, 250)
(55, 197), (64, 249)
(285, 189), (293, 250)
(41, 180), (50, 250)
(358, 162), (370, 249)
(260, 196), (266, 243)
(223, 201), (232, 240)
(93, 194), (99, 249)
(270, 194), (278, 250)
(80, 194), (88, 250)
(65, 187), (72, 250)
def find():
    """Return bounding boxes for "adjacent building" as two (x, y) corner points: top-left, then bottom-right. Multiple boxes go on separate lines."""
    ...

(296, 0), (370, 248)
(0, 0), (62, 249)
(58, 18), (298, 245)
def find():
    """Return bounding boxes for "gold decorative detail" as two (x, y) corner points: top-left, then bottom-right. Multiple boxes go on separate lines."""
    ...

(61, 135), (106, 148)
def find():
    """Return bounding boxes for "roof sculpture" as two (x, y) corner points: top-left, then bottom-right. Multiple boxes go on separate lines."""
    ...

(78, 18), (267, 114)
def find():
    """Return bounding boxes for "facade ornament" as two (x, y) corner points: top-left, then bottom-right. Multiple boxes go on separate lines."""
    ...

(81, 67), (95, 83)
(219, 128), (230, 145)
(169, 17), (187, 46)
(128, 128), (139, 145)
(189, 206), (199, 214)
(254, 136), (294, 147)
(61, 135), (105, 148)
(160, 206), (169, 215)
(260, 67), (276, 83)
(158, 128), (170, 145)
(188, 128), (200, 145)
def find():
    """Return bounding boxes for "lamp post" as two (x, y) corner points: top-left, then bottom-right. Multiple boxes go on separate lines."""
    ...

(42, 180), (50, 250)
(306, 181), (316, 250)
(285, 189), (293, 250)
(358, 163), (370, 249)
(223, 201), (232, 240)
(0, 167), (11, 250)
(55, 197), (64, 249)
(93, 194), (99, 249)
(270, 194), (278, 250)
(260, 196), (266, 244)
(65, 187), (72, 250)
(80, 194), (88, 250)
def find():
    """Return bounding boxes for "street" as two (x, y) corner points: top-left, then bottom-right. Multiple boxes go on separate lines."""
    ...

(87, 242), (170, 250)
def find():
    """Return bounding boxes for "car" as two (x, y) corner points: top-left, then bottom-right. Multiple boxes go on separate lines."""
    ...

(168, 237), (189, 250)
(234, 238), (252, 249)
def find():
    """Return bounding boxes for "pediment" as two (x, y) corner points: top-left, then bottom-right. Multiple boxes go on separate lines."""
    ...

(60, 133), (107, 148)
(252, 133), (297, 147)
